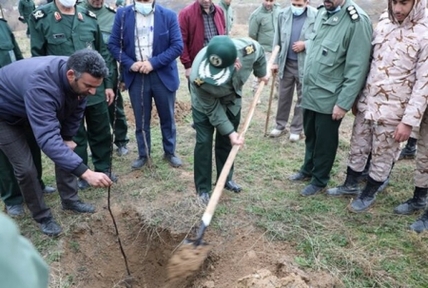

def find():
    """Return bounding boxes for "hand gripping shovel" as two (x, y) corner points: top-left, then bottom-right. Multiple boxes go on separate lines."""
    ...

(167, 46), (280, 282)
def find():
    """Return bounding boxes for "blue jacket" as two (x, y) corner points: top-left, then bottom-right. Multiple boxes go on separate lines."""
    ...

(108, 4), (183, 92)
(0, 56), (88, 176)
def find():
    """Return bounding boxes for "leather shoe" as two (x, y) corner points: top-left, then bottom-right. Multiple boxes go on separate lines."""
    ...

(43, 185), (56, 194)
(301, 184), (324, 197)
(164, 154), (182, 168)
(78, 178), (90, 190)
(116, 145), (128, 156)
(198, 192), (210, 205)
(40, 217), (62, 236)
(225, 180), (242, 193)
(62, 200), (95, 213)
(6, 204), (25, 217)
(132, 157), (147, 169)
(289, 172), (311, 181)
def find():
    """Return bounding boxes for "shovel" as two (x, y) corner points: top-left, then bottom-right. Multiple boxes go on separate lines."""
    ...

(167, 45), (280, 281)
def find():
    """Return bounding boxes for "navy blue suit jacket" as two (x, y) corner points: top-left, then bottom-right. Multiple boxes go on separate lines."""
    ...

(108, 4), (183, 92)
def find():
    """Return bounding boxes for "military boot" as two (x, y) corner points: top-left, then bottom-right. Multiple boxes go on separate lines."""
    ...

(327, 167), (362, 196)
(398, 137), (417, 160)
(349, 176), (383, 213)
(394, 187), (428, 215)
(409, 209), (428, 233)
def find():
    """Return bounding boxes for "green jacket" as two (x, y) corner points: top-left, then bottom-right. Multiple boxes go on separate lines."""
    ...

(0, 213), (49, 288)
(218, 0), (234, 35)
(273, 6), (317, 79)
(0, 19), (23, 68)
(78, 0), (119, 86)
(248, 3), (280, 52)
(29, 2), (114, 105)
(302, 0), (372, 114)
(190, 38), (266, 136)
(18, 0), (35, 21)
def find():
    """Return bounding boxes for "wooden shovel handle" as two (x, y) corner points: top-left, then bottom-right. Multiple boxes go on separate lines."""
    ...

(200, 45), (281, 227)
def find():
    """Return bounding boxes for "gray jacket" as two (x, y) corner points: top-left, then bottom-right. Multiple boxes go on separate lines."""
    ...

(273, 5), (317, 79)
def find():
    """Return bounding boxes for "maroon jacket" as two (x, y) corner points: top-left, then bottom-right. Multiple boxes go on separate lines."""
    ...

(178, 1), (226, 69)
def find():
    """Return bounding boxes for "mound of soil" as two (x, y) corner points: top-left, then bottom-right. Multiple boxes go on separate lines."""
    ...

(57, 206), (341, 287)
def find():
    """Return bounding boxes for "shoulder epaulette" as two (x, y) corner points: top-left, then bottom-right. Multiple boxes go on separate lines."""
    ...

(105, 4), (116, 13)
(81, 8), (97, 19)
(317, 4), (325, 10)
(346, 5), (360, 22)
(243, 44), (256, 56)
(32, 9), (47, 21)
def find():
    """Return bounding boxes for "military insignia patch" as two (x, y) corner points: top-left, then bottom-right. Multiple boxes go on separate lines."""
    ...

(33, 10), (46, 21)
(209, 54), (222, 67)
(106, 4), (117, 13)
(347, 5), (360, 22)
(78, 12), (83, 21)
(194, 77), (205, 86)
(54, 11), (61, 21)
(87, 10), (97, 19)
(243, 44), (256, 56)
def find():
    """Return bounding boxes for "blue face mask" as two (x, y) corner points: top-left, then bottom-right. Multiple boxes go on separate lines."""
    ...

(291, 6), (305, 16)
(135, 2), (153, 15)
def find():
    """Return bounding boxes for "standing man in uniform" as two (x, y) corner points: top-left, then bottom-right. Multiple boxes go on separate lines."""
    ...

(108, 0), (184, 169)
(190, 36), (268, 204)
(0, 50), (113, 236)
(248, 0), (280, 102)
(18, 0), (36, 38)
(289, 0), (372, 197)
(79, 0), (130, 157)
(29, 0), (117, 190)
(218, 0), (233, 35)
(270, 0), (316, 142)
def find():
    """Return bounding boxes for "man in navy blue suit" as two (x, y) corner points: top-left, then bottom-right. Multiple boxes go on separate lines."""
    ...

(108, 0), (184, 169)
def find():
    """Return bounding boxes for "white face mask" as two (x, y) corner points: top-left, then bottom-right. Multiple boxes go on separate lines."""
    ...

(58, 0), (76, 8)
(135, 2), (153, 15)
(291, 6), (305, 16)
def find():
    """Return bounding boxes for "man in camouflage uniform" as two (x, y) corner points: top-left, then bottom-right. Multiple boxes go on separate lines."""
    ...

(79, 0), (129, 157)
(327, 0), (428, 215)
(18, 0), (36, 37)
(190, 36), (268, 204)
(29, 0), (117, 190)
(289, 0), (372, 197)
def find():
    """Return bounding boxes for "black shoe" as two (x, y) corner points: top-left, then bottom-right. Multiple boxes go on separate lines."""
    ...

(43, 185), (57, 194)
(116, 145), (129, 156)
(289, 172), (311, 181)
(164, 154), (182, 168)
(40, 217), (62, 236)
(410, 210), (428, 233)
(132, 157), (147, 169)
(225, 180), (242, 193)
(394, 187), (427, 215)
(198, 192), (210, 205)
(300, 184), (324, 197)
(78, 178), (90, 190)
(398, 138), (417, 160)
(327, 167), (362, 196)
(62, 200), (95, 213)
(6, 204), (25, 217)
(349, 177), (383, 213)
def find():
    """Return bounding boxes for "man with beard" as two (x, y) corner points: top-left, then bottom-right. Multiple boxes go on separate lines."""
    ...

(289, 0), (372, 196)
(0, 49), (113, 236)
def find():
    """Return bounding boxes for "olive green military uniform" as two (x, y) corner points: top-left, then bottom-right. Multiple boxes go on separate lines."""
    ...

(18, 0), (35, 36)
(218, 0), (234, 35)
(29, 2), (114, 175)
(190, 38), (266, 195)
(79, 0), (129, 150)
(299, 0), (372, 187)
(0, 213), (49, 288)
(0, 19), (49, 208)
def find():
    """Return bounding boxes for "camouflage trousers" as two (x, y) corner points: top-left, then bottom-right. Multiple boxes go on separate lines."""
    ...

(348, 111), (401, 182)
(415, 109), (428, 187)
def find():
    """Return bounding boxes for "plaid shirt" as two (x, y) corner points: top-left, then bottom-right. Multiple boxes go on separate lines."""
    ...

(202, 4), (219, 46)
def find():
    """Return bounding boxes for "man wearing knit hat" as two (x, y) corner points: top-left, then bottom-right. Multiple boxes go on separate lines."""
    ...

(190, 35), (269, 204)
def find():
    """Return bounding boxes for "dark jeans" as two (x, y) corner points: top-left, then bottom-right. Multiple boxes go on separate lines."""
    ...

(301, 109), (342, 187)
(108, 89), (129, 147)
(192, 107), (240, 194)
(128, 71), (177, 158)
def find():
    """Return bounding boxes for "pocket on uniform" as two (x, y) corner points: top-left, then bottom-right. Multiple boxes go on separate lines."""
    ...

(318, 39), (339, 67)
(314, 72), (342, 94)
(79, 35), (95, 49)
(47, 34), (68, 45)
